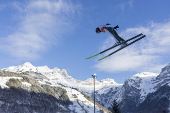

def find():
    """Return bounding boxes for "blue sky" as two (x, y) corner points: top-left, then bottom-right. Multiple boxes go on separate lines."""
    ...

(0, 0), (170, 83)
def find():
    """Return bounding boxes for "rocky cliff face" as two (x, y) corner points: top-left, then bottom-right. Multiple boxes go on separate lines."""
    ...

(136, 85), (170, 113)
(94, 64), (170, 113)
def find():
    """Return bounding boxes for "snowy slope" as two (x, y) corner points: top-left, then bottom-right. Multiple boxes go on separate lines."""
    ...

(126, 72), (158, 102)
(0, 77), (22, 88)
(154, 63), (170, 88)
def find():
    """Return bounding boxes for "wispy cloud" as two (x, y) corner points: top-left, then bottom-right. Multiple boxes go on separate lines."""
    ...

(115, 0), (133, 12)
(95, 21), (170, 73)
(0, 0), (81, 60)
(116, 3), (126, 12)
(128, 0), (133, 8)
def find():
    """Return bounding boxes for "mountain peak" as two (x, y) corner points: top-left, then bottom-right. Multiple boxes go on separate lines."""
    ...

(133, 72), (158, 78)
(23, 62), (33, 66)
(21, 62), (34, 68)
(2, 62), (52, 74)
(101, 78), (119, 85)
(1, 62), (72, 81)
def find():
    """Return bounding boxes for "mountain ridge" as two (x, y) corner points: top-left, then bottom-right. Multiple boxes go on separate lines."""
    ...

(2, 62), (120, 86)
(1, 62), (170, 113)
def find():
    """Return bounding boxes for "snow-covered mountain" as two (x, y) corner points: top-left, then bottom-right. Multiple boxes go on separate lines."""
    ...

(95, 66), (170, 113)
(0, 62), (116, 113)
(2, 62), (120, 93)
(1, 62), (170, 113)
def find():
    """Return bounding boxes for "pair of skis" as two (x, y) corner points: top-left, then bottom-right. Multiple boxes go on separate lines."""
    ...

(86, 33), (146, 61)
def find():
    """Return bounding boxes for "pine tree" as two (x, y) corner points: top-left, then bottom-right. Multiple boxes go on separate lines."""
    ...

(111, 99), (121, 113)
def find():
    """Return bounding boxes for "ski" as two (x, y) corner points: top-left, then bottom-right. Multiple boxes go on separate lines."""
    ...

(97, 35), (146, 61)
(86, 33), (143, 59)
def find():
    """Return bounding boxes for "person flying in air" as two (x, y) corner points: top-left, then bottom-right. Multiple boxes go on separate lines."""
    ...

(86, 23), (145, 61)
(95, 23), (126, 44)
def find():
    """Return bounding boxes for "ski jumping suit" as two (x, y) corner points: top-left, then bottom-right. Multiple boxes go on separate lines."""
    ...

(104, 27), (125, 43)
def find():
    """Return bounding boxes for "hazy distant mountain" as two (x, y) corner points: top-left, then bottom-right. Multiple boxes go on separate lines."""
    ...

(1, 62), (170, 113)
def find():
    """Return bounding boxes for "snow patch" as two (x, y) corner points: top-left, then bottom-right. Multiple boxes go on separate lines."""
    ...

(22, 82), (31, 87)
(66, 87), (103, 113)
(0, 77), (22, 88)
(133, 72), (158, 78)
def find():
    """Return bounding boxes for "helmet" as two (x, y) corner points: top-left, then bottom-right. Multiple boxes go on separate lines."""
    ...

(96, 27), (101, 33)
